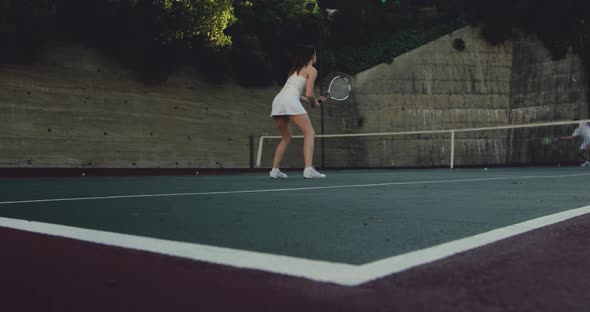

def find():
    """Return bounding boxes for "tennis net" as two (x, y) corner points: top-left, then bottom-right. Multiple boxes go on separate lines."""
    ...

(256, 119), (590, 169)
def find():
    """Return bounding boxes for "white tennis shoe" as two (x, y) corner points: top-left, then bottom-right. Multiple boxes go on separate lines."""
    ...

(269, 168), (288, 178)
(303, 167), (326, 179)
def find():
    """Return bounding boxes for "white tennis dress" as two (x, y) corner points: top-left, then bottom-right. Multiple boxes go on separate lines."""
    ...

(271, 73), (308, 116)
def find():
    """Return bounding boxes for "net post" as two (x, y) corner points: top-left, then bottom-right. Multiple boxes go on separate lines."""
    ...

(256, 136), (265, 168)
(319, 25), (326, 170)
(320, 106), (326, 169)
(450, 130), (455, 169)
(249, 135), (254, 169)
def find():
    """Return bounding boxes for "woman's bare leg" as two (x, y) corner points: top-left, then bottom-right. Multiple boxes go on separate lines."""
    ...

(289, 114), (315, 168)
(272, 116), (292, 168)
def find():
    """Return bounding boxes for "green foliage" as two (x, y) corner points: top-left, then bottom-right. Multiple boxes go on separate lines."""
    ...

(320, 0), (468, 74)
(0, 0), (237, 80)
(159, 0), (235, 48)
(463, 0), (590, 98)
(325, 0), (589, 84)
(1, 0), (457, 84)
(226, 0), (322, 86)
(2, 0), (587, 92)
(0, 0), (55, 61)
(329, 23), (463, 74)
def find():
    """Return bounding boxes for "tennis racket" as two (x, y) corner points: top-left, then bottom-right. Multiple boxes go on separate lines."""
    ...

(541, 136), (559, 145)
(321, 75), (351, 102)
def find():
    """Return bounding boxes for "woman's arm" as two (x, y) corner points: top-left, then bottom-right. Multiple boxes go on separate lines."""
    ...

(561, 128), (581, 140)
(559, 135), (577, 140)
(304, 68), (321, 108)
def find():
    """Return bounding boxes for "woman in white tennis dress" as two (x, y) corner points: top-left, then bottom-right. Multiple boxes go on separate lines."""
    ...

(269, 45), (327, 179)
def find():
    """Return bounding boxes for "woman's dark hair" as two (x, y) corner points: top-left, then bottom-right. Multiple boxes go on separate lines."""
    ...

(288, 44), (315, 76)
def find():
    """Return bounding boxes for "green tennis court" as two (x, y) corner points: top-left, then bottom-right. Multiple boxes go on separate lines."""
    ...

(2, 167), (588, 266)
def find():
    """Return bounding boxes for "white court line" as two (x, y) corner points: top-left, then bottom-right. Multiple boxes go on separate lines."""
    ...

(1, 205), (589, 286)
(0, 217), (356, 284)
(1, 173), (589, 205)
(356, 205), (590, 283)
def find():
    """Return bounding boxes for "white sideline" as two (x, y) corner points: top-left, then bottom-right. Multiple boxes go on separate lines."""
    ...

(1, 205), (589, 286)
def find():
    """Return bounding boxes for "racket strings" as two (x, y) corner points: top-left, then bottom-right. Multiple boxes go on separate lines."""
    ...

(328, 77), (351, 100)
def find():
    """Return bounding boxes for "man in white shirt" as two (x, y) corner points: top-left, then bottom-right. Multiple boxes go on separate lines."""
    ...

(560, 120), (590, 166)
